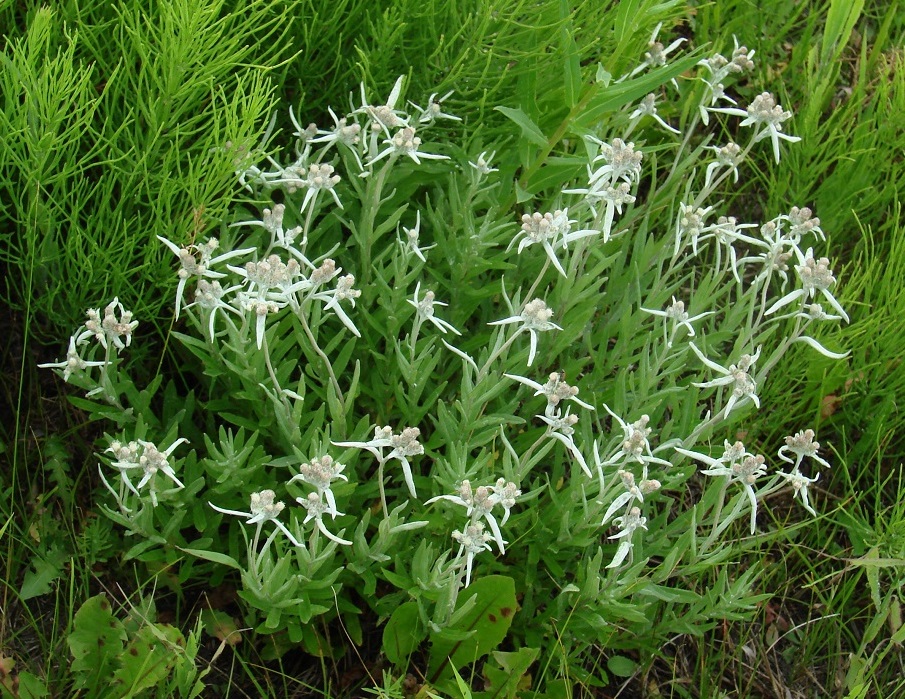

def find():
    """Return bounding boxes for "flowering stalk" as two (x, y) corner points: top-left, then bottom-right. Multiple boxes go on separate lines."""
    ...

(333, 425), (424, 516)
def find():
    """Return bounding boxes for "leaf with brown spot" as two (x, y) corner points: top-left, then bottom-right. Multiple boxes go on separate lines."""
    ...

(202, 609), (243, 646)
(69, 594), (127, 691)
(427, 575), (518, 682)
(112, 624), (184, 695)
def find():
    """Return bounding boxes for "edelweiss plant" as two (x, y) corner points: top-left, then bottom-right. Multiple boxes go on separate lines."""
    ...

(42, 29), (853, 692)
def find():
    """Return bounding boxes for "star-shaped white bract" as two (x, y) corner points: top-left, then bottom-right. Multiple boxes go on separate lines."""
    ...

(366, 126), (450, 167)
(75, 298), (139, 352)
(641, 296), (714, 348)
(228, 255), (309, 349)
(231, 203), (302, 251)
(355, 75), (409, 138)
(625, 22), (686, 79)
(504, 371), (595, 417)
(210, 490), (304, 548)
(778, 429), (832, 471)
(451, 521), (494, 588)
(183, 279), (244, 341)
(296, 492), (352, 546)
(778, 469), (820, 517)
(698, 216), (761, 283)
(605, 506), (648, 569)
(673, 203), (715, 257)
(510, 209), (599, 277)
(628, 93), (680, 134)
(308, 106), (364, 171)
(408, 281), (461, 335)
(469, 150), (498, 177)
(313, 273), (362, 338)
(411, 91), (461, 124)
(704, 142), (743, 189)
(538, 411), (593, 481)
(696, 39), (756, 124)
(600, 469), (661, 526)
(399, 210), (436, 262)
(333, 425), (424, 498)
(298, 162), (344, 215)
(488, 299), (562, 367)
(157, 236), (254, 320)
(107, 438), (188, 507)
(765, 248), (849, 323)
(38, 335), (107, 382)
(676, 441), (767, 534)
(425, 479), (520, 554)
(289, 454), (348, 516)
(710, 92), (801, 163)
(596, 405), (673, 471)
(689, 342), (762, 416)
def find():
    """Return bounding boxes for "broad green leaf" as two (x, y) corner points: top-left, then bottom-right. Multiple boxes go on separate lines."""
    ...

(575, 53), (700, 128)
(613, 0), (641, 43)
(178, 547), (242, 570)
(560, 23), (581, 108)
(200, 609), (243, 646)
(514, 179), (533, 204)
(822, 0), (865, 66)
(383, 601), (425, 666)
(14, 671), (49, 699)
(21, 549), (66, 600)
(111, 624), (184, 696)
(482, 647), (539, 697)
(494, 107), (547, 147)
(68, 595), (127, 691)
(638, 582), (701, 604)
(596, 63), (612, 87)
(452, 665), (474, 698)
(525, 156), (585, 197)
(428, 575), (517, 680)
(607, 654), (637, 678)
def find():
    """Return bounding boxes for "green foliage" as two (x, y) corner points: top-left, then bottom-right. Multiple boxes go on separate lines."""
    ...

(427, 575), (518, 684)
(383, 601), (424, 667)
(33, 40), (854, 694)
(66, 593), (209, 698)
(5, 0), (905, 697)
(0, 1), (289, 346)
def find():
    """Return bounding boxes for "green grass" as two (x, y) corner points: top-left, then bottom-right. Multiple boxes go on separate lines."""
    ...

(3, 0), (905, 697)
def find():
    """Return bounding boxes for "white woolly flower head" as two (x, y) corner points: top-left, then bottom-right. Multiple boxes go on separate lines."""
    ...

(76, 298), (139, 352)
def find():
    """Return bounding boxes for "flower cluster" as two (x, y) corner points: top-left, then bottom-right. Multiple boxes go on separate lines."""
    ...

(510, 209), (598, 276)
(711, 92), (801, 163)
(99, 437), (188, 509)
(39, 298), (138, 400)
(697, 37), (757, 124)
(776, 429), (831, 516)
(210, 452), (354, 549)
(506, 371), (597, 481)
(155, 76), (461, 358)
(158, 234), (363, 347)
(677, 440), (767, 534)
(427, 478), (521, 586)
(677, 427), (832, 534)
(564, 137), (641, 240)
(334, 425), (425, 499)
(593, 407), (669, 566)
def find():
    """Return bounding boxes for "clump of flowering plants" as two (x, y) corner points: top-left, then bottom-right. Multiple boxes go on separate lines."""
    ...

(42, 29), (852, 694)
